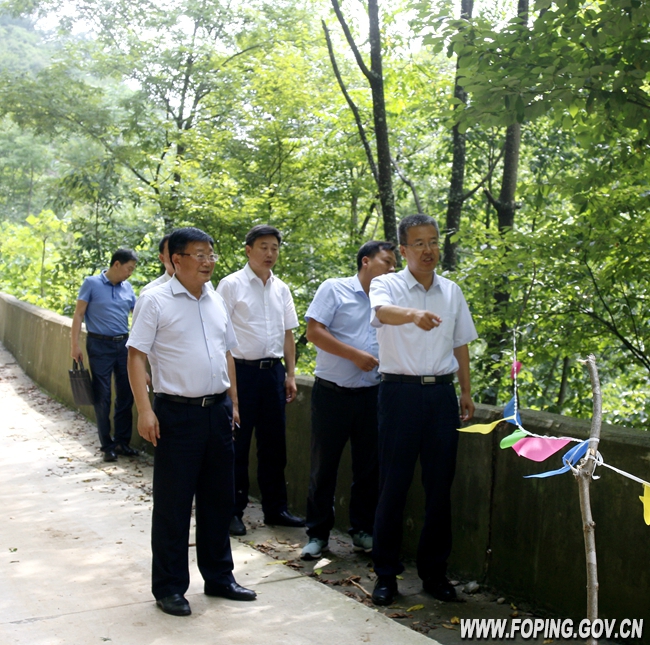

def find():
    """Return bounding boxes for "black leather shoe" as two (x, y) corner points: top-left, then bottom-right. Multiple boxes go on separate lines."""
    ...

(204, 581), (257, 601)
(229, 516), (246, 536)
(115, 444), (139, 457)
(372, 575), (398, 606)
(102, 450), (118, 462)
(264, 510), (305, 528)
(423, 577), (458, 602)
(156, 593), (191, 616)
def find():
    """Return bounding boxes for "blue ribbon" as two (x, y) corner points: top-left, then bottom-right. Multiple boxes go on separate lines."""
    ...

(524, 440), (589, 478)
(503, 396), (522, 426)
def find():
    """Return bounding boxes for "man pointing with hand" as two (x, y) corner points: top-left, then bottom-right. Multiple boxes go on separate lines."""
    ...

(368, 214), (478, 607)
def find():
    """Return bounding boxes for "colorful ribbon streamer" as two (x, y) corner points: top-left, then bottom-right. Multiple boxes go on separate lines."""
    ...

(639, 485), (650, 526)
(503, 396), (522, 426)
(524, 440), (589, 479)
(512, 437), (572, 462)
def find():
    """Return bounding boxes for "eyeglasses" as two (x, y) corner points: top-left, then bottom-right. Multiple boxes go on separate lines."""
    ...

(177, 252), (219, 263)
(403, 240), (439, 251)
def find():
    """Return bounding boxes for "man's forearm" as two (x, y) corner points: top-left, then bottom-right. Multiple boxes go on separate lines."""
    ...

(226, 352), (238, 408)
(127, 348), (153, 414)
(283, 330), (296, 377)
(376, 305), (442, 331)
(307, 321), (357, 362)
(375, 305), (416, 326)
(454, 344), (471, 394)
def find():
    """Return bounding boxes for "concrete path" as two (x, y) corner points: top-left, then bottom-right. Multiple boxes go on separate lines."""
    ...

(0, 345), (436, 645)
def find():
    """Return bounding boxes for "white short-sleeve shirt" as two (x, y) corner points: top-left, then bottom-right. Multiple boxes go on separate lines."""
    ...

(216, 263), (299, 360)
(127, 276), (238, 397)
(369, 267), (478, 376)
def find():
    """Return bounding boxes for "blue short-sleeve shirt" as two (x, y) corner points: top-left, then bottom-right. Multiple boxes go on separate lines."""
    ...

(305, 275), (379, 388)
(77, 270), (136, 336)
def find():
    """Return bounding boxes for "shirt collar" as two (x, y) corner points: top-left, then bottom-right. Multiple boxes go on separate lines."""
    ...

(402, 266), (439, 291)
(351, 274), (365, 295)
(169, 275), (211, 300)
(100, 269), (121, 286)
(244, 262), (274, 285)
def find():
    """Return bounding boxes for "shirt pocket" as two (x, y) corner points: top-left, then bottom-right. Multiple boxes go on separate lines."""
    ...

(436, 310), (456, 344)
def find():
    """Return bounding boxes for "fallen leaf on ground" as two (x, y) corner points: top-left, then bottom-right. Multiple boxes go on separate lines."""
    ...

(406, 604), (424, 612)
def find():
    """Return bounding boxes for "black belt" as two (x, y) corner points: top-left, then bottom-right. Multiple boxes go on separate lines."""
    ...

(87, 331), (128, 342)
(155, 392), (227, 407)
(234, 357), (282, 369)
(381, 373), (455, 385)
(315, 377), (375, 395)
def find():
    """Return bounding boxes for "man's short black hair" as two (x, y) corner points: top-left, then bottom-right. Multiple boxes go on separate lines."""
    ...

(158, 233), (171, 255)
(110, 248), (138, 266)
(245, 225), (282, 247)
(168, 227), (214, 266)
(356, 240), (396, 271)
(398, 214), (440, 246)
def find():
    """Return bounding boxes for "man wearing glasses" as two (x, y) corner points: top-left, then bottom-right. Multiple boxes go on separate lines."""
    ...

(216, 225), (304, 536)
(127, 227), (256, 617)
(368, 214), (478, 606)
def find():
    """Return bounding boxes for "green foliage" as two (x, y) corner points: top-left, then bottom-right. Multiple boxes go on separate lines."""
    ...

(0, 210), (76, 311)
(0, 0), (649, 429)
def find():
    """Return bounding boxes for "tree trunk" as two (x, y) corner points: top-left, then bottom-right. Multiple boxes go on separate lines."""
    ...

(578, 354), (602, 645)
(443, 0), (474, 272)
(480, 0), (527, 405)
(329, 0), (397, 246)
(367, 0), (397, 246)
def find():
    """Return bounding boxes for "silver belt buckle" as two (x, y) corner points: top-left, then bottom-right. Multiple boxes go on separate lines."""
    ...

(260, 359), (273, 369)
(421, 375), (437, 385)
(201, 396), (212, 407)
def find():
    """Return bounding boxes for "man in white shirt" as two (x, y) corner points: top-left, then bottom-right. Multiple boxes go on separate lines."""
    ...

(140, 234), (174, 295)
(216, 225), (304, 535)
(127, 227), (256, 617)
(368, 214), (478, 606)
(300, 241), (396, 561)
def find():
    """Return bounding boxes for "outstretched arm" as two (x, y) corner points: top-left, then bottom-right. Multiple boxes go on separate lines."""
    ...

(375, 305), (442, 331)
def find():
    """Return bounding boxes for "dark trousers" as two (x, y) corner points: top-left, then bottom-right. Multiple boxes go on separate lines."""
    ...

(86, 336), (133, 452)
(234, 361), (288, 518)
(151, 396), (236, 599)
(372, 381), (459, 581)
(306, 380), (379, 540)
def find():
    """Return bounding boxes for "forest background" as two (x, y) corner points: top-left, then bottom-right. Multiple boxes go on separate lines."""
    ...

(0, 0), (648, 427)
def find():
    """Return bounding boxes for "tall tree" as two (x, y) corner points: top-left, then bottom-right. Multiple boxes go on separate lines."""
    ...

(324, 0), (397, 245)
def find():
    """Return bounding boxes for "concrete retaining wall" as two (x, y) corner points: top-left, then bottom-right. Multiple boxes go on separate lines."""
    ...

(2, 292), (649, 627)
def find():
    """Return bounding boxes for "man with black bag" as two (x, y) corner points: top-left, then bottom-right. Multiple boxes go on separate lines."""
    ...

(70, 248), (139, 462)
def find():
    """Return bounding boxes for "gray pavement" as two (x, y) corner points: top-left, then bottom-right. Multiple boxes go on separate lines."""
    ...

(0, 344), (618, 645)
(0, 345), (436, 645)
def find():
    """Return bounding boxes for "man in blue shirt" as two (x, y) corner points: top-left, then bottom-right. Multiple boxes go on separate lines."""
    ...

(300, 241), (396, 560)
(71, 249), (138, 462)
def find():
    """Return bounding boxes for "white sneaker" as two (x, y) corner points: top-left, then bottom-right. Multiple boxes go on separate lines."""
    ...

(301, 537), (328, 560)
(351, 531), (373, 553)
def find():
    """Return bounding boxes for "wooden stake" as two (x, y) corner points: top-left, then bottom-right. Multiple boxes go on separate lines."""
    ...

(577, 354), (602, 645)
